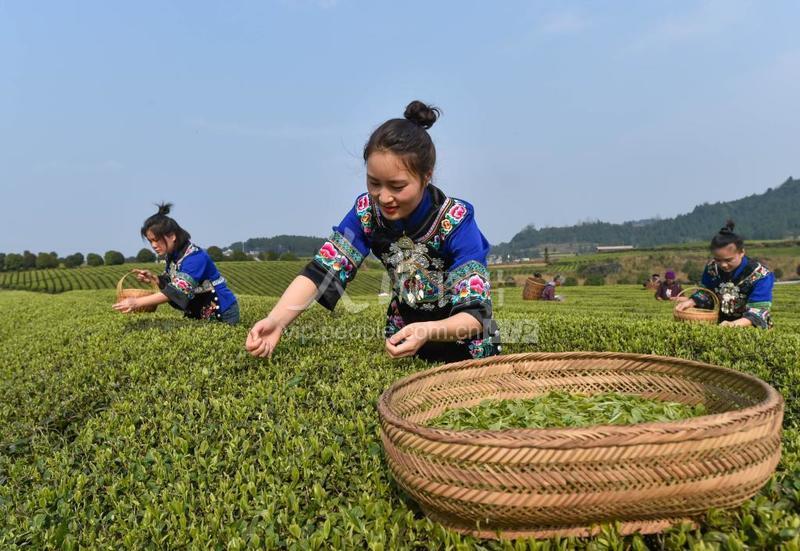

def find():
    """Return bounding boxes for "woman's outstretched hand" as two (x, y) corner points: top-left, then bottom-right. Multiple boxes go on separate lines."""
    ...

(674, 298), (696, 312)
(112, 297), (139, 314)
(246, 317), (283, 358)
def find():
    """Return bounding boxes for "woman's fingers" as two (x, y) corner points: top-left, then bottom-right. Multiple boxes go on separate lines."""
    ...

(257, 340), (273, 358)
(388, 326), (411, 346)
(385, 338), (414, 358)
(245, 337), (258, 352)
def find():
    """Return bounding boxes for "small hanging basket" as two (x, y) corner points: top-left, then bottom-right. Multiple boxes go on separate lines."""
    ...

(116, 270), (159, 313)
(673, 286), (719, 324)
(522, 277), (546, 300)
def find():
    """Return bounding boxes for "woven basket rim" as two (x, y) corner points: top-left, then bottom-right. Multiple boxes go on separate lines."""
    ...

(378, 352), (783, 449)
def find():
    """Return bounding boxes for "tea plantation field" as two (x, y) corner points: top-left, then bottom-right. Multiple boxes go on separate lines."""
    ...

(0, 261), (387, 297)
(1, 286), (800, 549)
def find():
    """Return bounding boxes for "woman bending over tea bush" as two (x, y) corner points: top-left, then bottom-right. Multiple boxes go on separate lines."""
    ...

(113, 203), (240, 324)
(675, 220), (774, 328)
(247, 101), (500, 362)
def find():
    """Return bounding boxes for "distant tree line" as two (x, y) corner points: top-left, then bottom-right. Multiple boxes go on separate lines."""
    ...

(0, 244), (306, 271)
(493, 177), (800, 258)
(0, 248), (158, 271)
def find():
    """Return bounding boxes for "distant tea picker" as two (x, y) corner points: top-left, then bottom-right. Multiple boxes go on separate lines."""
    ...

(655, 271), (682, 301)
(674, 221), (774, 328)
(246, 100), (500, 362)
(112, 203), (240, 324)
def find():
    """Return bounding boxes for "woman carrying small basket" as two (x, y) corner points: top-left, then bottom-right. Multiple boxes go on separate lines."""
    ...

(674, 221), (774, 328)
(112, 203), (240, 324)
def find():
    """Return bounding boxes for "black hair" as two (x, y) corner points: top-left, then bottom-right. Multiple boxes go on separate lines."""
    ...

(140, 203), (191, 249)
(363, 100), (440, 180)
(710, 219), (744, 251)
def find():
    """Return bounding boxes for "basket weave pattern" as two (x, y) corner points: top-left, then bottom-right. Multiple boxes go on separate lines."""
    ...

(674, 287), (720, 324)
(522, 277), (546, 300)
(116, 271), (160, 313)
(378, 352), (783, 538)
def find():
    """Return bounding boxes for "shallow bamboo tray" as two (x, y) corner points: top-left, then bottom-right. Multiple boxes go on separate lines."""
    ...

(378, 352), (783, 539)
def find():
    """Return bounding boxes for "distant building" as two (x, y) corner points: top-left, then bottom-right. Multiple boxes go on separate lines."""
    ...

(596, 245), (634, 253)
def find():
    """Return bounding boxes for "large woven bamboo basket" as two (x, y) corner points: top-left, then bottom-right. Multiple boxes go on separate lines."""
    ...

(378, 352), (783, 539)
(674, 287), (719, 324)
(116, 270), (159, 313)
(522, 277), (546, 300)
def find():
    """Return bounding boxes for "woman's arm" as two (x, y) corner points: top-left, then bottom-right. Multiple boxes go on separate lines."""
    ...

(263, 275), (319, 329)
(385, 312), (482, 358)
(112, 291), (170, 313)
(246, 275), (319, 357)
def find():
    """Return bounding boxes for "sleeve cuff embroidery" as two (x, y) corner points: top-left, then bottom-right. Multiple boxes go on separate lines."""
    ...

(446, 260), (491, 307)
(312, 231), (364, 285)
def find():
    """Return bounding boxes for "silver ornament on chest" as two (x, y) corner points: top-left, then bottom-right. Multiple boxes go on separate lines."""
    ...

(717, 282), (741, 314)
(382, 234), (444, 308)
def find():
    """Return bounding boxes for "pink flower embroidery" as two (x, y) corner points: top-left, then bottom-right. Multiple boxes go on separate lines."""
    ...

(357, 194), (370, 213)
(449, 203), (467, 220)
(319, 242), (337, 260)
(175, 278), (192, 292)
(469, 275), (485, 294)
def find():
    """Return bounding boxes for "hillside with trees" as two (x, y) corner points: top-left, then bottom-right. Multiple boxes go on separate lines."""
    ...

(493, 177), (800, 259)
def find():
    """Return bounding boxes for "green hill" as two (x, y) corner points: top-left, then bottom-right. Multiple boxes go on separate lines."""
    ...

(229, 235), (326, 256)
(494, 177), (800, 258)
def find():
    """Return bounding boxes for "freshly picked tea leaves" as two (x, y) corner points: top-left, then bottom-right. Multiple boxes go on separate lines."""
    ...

(426, 390), (707, 431)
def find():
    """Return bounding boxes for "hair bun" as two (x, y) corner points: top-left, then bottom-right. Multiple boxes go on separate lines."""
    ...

(719, 219), (735, 235)
(404, 100), (440, 130)
(156, 202), (173, 216)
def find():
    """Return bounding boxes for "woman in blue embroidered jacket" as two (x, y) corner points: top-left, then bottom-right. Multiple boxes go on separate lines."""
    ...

(246, 101), (499, 362)
(674, 221), (774, 328)
(112, 203), (240, 324)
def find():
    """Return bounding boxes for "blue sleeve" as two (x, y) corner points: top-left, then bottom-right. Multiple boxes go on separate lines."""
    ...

(742, 272), (774, 329)
(300, 194), (373, 311)
(747, 272), (774, 304)
(443, 205), (490, 268)
(692, 265), (716, 309)
(331, 207), (372, 260)
(162, 251), (209, 309)
(442, 201), (493, 327)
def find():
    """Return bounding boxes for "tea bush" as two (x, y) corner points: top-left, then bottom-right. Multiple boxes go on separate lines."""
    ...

(1, 286), (800, 549)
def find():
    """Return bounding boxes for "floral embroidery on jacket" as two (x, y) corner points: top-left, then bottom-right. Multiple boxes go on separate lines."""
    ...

(313, 231), (364, 285)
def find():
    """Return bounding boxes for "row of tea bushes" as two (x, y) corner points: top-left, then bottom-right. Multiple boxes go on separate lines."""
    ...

(1, 288), (799, 549)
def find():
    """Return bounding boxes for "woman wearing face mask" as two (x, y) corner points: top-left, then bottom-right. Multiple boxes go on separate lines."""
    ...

(112, 203), (240, 324)
(675, 220), (774, 328)
(246, 101), (499, 361)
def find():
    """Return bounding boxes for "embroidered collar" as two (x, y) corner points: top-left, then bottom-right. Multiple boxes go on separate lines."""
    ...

(167, 240), (193, 265)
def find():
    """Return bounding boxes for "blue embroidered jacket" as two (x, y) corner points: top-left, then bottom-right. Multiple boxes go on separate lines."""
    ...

(158, 241), (237, 320)
(301, 185), (498, 361)
(691, 256), (774, 329)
